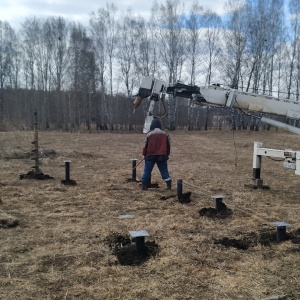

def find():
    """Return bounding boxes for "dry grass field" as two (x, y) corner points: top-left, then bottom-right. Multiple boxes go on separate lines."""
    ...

(0, 128), (300, 300)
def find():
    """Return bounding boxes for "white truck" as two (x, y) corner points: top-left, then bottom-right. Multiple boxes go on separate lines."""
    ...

(133, 76), (300, 188)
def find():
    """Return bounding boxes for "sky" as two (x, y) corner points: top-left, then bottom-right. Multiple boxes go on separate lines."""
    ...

(0, 0), (227, 30)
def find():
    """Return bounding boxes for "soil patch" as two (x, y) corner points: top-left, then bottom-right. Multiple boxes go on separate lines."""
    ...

(160, 194), (177, 200)
(19, 170), (54, 180)
(214, 228), (300, 250)
(106, 232), (159, 266)
(199, 204), (232, 219)
(214, 232), (258, 250)
(258, 227), (300, 245)
(214, 237), (250, 250)
(179, 192), (192, 203)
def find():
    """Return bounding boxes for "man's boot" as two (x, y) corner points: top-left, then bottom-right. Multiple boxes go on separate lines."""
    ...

(142, 182), (148, 190)
(166, 180), (172, 190)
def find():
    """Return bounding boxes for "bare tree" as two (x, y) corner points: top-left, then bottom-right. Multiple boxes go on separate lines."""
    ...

(151, 0), (186, 130)
(223, 0), (248, 89)
(184, 2), (205, 130)
(128, 16), (161, 121)
(21, 18), (40, 90)
(243, 0), (285, 94)
(116, 10), (140, 130)
(287, 0), (300, 100)
(265, 0), (285, 96)
(117, 11), (137, 97)
(19, 17), (43, 129)
(90, 4), (118, 130)
(131, 17), (154, 77)
(203, 10), (222, 85)
(68, 22), (95, 129)
(202, 10), (223, 131)
(46, 17), (69, 128)
(222, 0), (249, 130)
(185, 2), (204, 86)
(0, 21), (16, 128)
(90, 8), (109, 129)
(36, 19), (54, 128)
(8, 29), (20, 90)
(48, 17), (69, 92)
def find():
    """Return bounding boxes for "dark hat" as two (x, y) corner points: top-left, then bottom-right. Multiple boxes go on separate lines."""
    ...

(150, 119), (161, 130)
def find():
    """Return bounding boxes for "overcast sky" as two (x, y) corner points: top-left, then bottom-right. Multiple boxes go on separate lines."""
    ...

(0, 0), (227, 30)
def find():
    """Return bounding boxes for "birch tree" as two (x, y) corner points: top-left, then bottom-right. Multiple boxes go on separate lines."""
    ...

(202, 10), (222, 130)
(185, 2), (204, 86)
(184, 3), (204, 130)
(151, 0), (186, 130)
(48, 17), (69, 92)
(244, 0), (285, 94)
(68, 22), (95, 129)
(0, 21), (16, 128)
(287, 0), (300, 100)
(116, 10), (140, 130)
(203, 10), (222, 85)
(223, 0), (249, 130)
(223, 0), (248, 89)
(90, 8), (109, 129)
(90, 4), (118, 129)
(21, 18), (40, 90)
(46, 17), (69, 128)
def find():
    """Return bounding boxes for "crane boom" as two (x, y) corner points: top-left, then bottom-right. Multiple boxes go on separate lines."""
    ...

(134, 76), (300, 134)
(198, 85), (300, 119)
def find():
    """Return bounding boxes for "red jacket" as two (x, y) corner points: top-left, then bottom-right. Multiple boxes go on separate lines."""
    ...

(143, 128), (170, 157)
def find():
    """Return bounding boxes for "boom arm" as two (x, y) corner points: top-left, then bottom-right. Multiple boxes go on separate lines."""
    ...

(134, 76), (300, 134)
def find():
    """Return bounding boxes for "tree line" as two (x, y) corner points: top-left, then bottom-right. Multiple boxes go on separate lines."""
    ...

(0, 0), (299, 131)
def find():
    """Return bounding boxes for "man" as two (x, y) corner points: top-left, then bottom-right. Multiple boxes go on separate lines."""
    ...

(141, 119), (172, 190)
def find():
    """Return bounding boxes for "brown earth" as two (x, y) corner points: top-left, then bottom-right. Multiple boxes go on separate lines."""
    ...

(0, 129), (300, 299)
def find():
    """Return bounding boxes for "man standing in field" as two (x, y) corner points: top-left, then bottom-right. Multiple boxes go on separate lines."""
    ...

(141, 119), (172, 190)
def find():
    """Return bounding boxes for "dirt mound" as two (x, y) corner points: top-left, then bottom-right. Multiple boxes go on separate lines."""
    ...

(179, 192), (192, 203)
(214, 228), (300, 251)
(19, 170), (54, 180)
(106, 232), (159, 266)
(214, 237), (250, 250)
(199, 204), (232, 219)
(258, 227), (300, 246)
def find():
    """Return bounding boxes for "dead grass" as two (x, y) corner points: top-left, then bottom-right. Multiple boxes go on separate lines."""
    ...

(0, 129), (299, 299)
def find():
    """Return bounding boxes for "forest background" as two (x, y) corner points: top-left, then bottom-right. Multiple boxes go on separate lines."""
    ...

(0, 0), (300, 132)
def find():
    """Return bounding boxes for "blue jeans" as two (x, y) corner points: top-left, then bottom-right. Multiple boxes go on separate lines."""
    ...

(142, 157), (171, 184)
